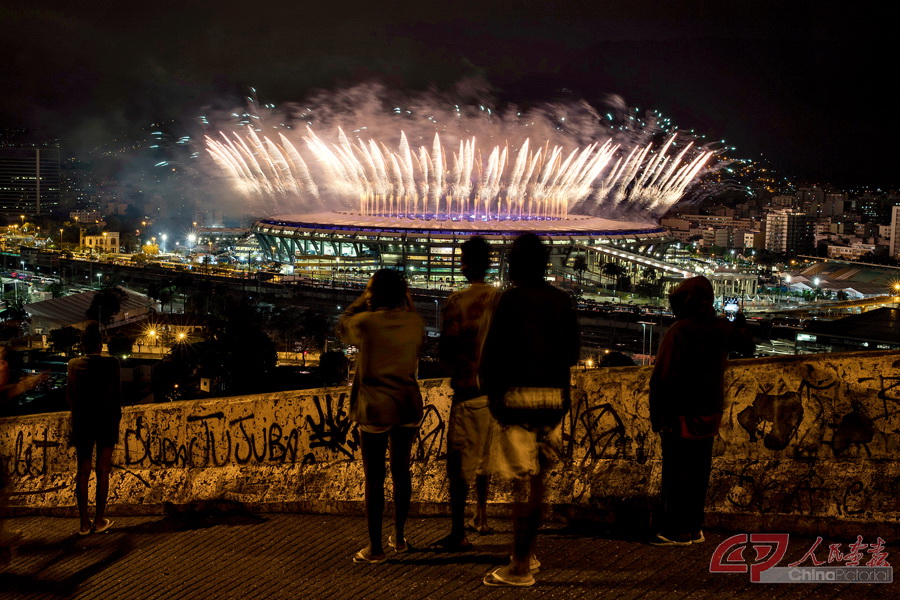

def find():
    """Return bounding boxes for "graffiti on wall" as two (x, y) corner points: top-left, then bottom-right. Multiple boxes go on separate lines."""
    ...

(711, 460), (871, 518)
(123, 411), (300, 468)
(9, 429), (62, 478)
(3, 352), (899, 525)
(122, 393), (364, 470)
(304, 393), (358, 461)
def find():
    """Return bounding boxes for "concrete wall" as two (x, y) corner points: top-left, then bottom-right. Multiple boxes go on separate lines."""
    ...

(3, 350), (898, 536)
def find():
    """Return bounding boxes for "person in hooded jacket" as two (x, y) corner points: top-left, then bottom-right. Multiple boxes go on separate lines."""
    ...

(648, 276), (753, 546)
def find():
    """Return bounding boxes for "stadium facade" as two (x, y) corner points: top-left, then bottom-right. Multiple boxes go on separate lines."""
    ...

(252, 211), (676, 286)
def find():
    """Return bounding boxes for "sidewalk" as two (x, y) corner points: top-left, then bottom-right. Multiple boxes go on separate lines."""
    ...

(1, 513), (894, 599)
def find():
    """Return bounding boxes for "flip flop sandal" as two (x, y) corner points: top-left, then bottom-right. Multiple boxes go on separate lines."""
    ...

(483, 567), (535, 587)
(465, 520), (495, 535)
(509, 554), (541, 573)
(93, 519), (114, 534)
(352, 549), (387, 564)
(388, 535), (410, 554)
(430, 535), (473, 552)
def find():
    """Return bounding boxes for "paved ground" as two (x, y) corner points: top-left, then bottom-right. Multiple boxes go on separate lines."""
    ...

(1, 513), (895, 599)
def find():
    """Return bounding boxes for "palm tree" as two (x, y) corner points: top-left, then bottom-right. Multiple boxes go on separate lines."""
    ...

(601, 262), (626, 291)
(572, 256), (588, 286)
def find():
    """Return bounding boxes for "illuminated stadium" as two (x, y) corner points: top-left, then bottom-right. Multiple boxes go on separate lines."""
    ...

(210, 98), (714, 287)
(252, 211), (679, 286)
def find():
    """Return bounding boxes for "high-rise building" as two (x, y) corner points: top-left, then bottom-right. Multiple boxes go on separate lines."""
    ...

(855, 193), (895, 224)
(798, 187), (825, 209)
(0, 147), (61, 216)
(765, 209), (814, 254)
(821, 192), (847, 217)
(888, 206), (900, 259)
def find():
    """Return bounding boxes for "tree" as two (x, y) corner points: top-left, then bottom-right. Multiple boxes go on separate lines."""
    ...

(318, 350), (349, 386)
(572, 255), (588, 286)
(49, 326), (82, 358)
(636, 279), (663, 299)
(299, 310), (330, 353)
(0, 320), (26, 343)
(2, 291), (25, 315)
(171, 289), (278, 395)
(47, 281), (66, 298)
(601, 262), (626, 290)
(148, 281), (177, 313)
(107, 334), (135, 358)
(86, 287), (127, 325)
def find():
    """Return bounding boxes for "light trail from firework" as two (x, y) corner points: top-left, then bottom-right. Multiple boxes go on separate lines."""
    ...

(206, 127), (712, 220)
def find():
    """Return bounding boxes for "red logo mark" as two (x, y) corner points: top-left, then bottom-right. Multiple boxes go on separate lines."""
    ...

(710, 533), (790, 582)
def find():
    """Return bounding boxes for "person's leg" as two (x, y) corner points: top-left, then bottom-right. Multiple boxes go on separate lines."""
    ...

(439, 402), (470, 547)
(487, 427), (542, 585)
(75, 443), (94, 533)
(360, 430), (389, 558)
(94, 444), (115, 530)
(658, 433), (695, 542)
(445, 447), (469, 542)
(473, 473), (490, 530)
(471, 398), (493, 532)
(514, 441), (545, 568)
(682, 437), (714, 538)
(388, 426), (417, 546)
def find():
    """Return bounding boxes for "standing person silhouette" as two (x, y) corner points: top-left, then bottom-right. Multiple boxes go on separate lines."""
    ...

(649, 276), (753, 545)
(339, 269), (425, 564)
(479, 234), (580, 587)
(67, 321), (122, 535)
(434, 236), (499, 551)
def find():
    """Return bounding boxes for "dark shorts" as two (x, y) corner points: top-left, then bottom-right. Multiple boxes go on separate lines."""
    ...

(71, 419), (120, 456)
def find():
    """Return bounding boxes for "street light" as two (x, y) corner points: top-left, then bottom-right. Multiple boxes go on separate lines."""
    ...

(638, 321), (655, 365)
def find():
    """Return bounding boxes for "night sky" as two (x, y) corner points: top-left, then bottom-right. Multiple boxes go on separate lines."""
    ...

(1, 1), (894, 188)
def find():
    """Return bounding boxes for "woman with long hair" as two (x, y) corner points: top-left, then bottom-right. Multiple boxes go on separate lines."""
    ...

(339, 269), (425, 564)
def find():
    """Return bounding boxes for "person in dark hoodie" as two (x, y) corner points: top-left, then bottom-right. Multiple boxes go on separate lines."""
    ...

(649, 276), (753, 546)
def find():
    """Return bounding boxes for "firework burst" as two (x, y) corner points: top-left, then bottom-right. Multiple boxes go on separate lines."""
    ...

(206, 90), (716, 221)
